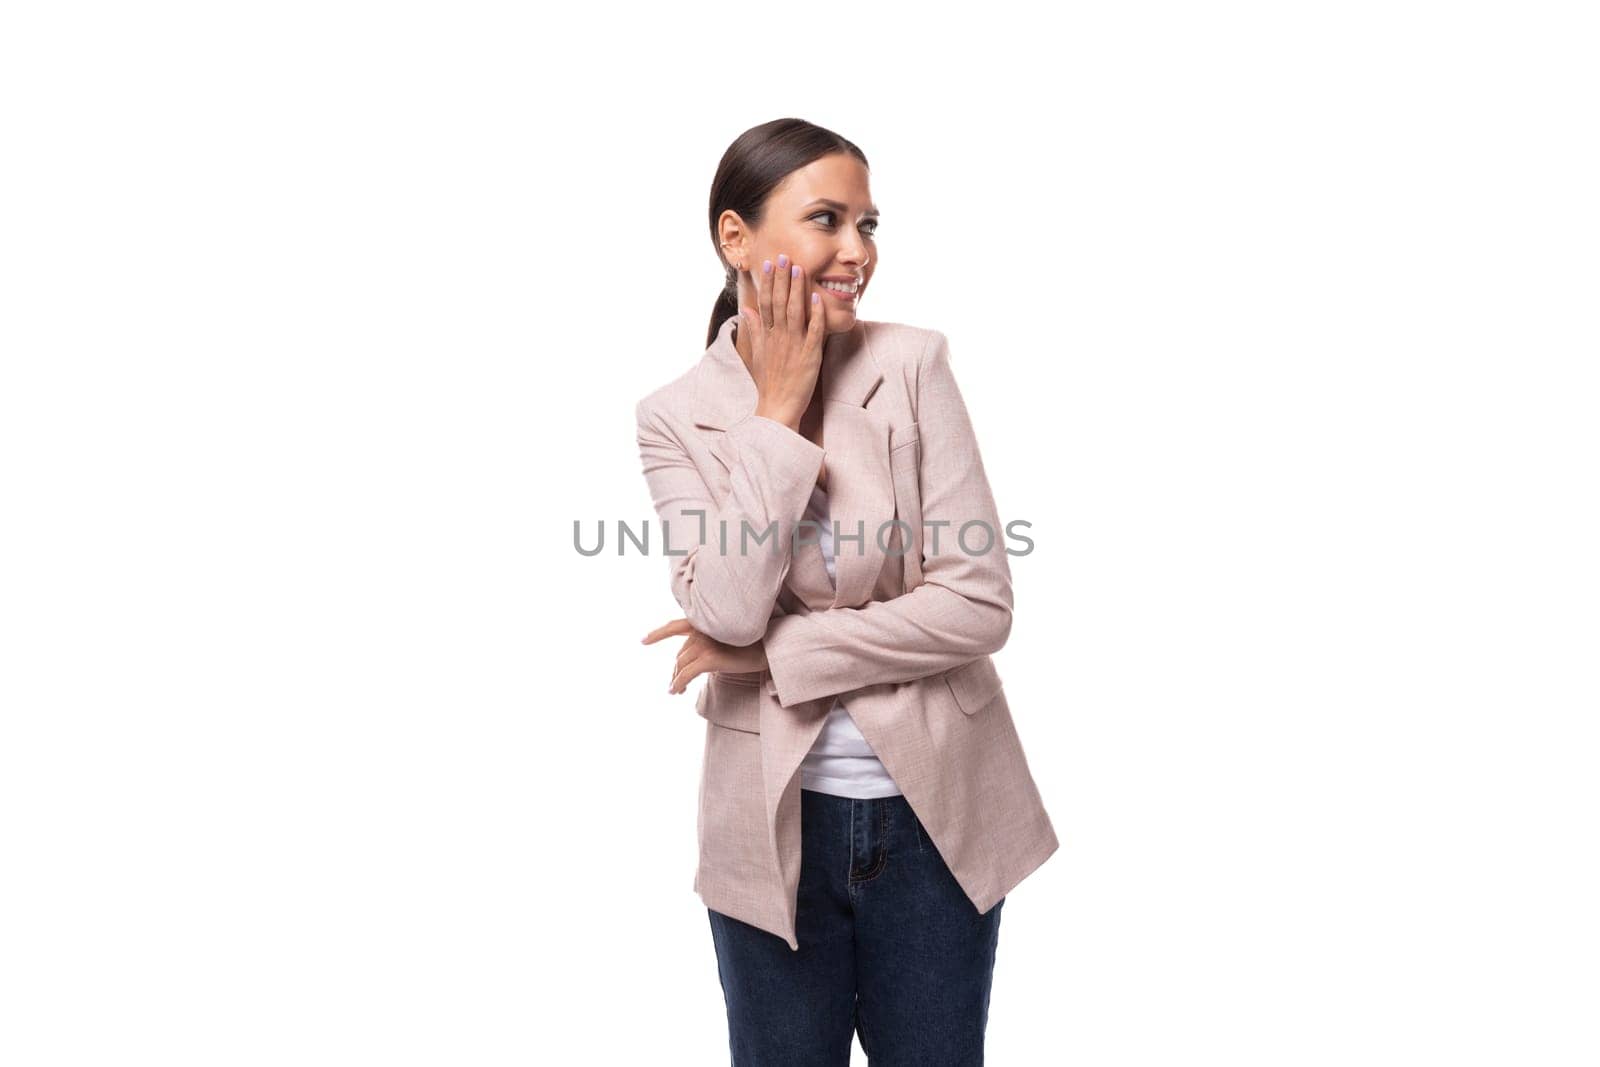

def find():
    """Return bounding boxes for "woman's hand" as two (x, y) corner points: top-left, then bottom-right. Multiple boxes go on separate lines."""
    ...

(745, 254), (827, 431)
(641, 618), (769, 695)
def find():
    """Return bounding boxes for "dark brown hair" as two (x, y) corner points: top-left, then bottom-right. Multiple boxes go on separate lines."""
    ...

(706, 118), (869, 348)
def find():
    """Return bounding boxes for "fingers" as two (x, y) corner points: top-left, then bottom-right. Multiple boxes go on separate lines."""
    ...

(787, 262), (807, 335)
(669, 654), (709, 695)
(757, 257), (774, 330)
(674, 630), (716, 677)
(751, 253), (818, 339)
(806, 278), (826, 350)
(641, 618), (709, 694)
(771, 253), (791, 328)
(640, 618), (694, 645)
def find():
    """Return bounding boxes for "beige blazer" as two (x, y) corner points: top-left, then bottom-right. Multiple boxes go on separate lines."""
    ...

(636, 314), (1058, 951)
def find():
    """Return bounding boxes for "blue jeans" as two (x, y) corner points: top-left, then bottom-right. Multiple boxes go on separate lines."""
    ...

(707, 788), (1005, 1066)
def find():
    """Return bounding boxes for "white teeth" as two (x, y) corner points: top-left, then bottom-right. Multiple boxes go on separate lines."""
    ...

(820, 280), (858, 293)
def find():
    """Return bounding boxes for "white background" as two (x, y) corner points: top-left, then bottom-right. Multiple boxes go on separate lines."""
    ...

(3, 2), (1596, 1064)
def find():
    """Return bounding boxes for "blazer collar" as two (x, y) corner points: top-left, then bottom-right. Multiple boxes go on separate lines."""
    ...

(691, 314), (882, 430)
(691, 315), (895, 613)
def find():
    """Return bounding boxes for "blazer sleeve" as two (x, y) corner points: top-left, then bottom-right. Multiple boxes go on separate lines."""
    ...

(635, 403), (826, 647)
(760, 330), (1015, 708)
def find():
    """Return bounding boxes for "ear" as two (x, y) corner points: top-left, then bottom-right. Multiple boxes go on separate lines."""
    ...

(717, 210), (751, 266)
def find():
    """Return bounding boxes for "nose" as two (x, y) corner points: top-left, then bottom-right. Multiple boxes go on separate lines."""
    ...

(838, 237), (869, 268)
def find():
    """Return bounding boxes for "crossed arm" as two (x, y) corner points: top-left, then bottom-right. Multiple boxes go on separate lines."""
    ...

(635, 329), (1013, 708)
(758, 331), (1014, 706)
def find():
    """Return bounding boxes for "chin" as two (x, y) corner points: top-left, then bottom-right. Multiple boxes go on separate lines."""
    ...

(824, 306), (860, 331)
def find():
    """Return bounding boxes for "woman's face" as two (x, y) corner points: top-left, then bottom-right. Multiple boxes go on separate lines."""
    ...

(724, 153), (879, 335)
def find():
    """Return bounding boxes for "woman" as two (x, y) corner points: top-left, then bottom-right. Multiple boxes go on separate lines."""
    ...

(637, 118), (1058, 1065)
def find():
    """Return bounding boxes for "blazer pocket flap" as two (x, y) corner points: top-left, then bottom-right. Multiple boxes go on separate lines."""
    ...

(944, 656), (1004, 716)
(889, 420), (920, 458)
(697, 673), (763, 732)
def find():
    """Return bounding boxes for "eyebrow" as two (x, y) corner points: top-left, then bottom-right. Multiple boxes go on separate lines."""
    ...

(803, 197), (880, 219)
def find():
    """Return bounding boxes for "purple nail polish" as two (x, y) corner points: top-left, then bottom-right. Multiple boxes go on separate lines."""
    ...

(763, 259), (772, 274)
(777, 254), (788, 268)
(791, 264), (799, 278)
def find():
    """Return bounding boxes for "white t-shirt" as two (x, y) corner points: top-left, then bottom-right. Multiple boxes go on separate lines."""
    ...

(796, 481), (904, 799)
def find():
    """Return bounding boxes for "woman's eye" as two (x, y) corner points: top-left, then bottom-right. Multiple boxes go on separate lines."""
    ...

(813, 210), (879, 237)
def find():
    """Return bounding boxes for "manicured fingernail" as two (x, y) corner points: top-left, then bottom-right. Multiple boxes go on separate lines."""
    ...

(812, 292), (820, 304)
(777, 254), (788, 268)
(763, 259), (772, 274)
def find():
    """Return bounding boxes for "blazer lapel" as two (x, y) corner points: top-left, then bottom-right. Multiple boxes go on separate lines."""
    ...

(693, 315), (891, 612)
